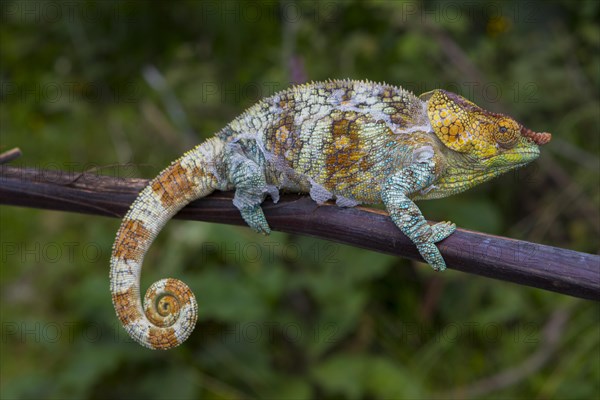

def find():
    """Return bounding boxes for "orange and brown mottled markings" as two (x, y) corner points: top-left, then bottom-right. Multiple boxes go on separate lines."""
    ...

(151, 162), (202, 206)
(340, 88), (354, 105)
(266, 113), (298, 161)
(389, 110), (407, 125)
(145, 278), (194, 327)
(379, 89), (411, 126)
(164, 278), (194, 303)
(278, 92), (296, 110)
(112, 286), (143, 325)
(148, 326), (179, 349)
(112, 219), (151, 262)
(323, 112), (374, 188)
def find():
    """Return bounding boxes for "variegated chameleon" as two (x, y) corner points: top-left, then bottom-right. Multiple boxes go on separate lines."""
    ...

(110, 80), (551, 349)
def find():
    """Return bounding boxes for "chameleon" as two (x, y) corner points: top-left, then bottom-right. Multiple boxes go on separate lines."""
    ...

(110, 79), (551, 349)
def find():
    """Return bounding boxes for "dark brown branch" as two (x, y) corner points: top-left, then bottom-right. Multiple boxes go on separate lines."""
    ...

(1, 166), (598, 301)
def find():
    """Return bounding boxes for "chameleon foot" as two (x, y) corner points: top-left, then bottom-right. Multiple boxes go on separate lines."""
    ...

(430, 221), (456, 243)
(240, 205), (271, 235)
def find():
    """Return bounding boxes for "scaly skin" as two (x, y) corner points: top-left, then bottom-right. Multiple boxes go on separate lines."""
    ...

(110, 80), (551, 349)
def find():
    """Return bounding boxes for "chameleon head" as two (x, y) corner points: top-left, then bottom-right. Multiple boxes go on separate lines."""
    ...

(420, 89), (551, 171)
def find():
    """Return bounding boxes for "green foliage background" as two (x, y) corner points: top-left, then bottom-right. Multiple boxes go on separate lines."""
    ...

(1, 0), (598, 399)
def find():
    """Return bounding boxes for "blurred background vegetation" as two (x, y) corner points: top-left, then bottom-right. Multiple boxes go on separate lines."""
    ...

(1, 0), (598, 399)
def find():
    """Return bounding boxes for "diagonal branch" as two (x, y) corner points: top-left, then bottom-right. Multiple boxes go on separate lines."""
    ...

(0, 165), (598, 301)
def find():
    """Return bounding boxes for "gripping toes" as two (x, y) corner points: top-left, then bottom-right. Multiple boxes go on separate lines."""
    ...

(430, 221), (456, 243)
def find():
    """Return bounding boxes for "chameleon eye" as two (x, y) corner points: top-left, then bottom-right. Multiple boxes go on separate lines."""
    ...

(494, 121), (518, 148)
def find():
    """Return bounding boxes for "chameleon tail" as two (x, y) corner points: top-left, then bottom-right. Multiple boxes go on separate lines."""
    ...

(109, 137), (226, 349)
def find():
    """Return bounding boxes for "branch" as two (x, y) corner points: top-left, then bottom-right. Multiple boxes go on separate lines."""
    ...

(0, 148), (22, 164)
(1, 165), (598, 301)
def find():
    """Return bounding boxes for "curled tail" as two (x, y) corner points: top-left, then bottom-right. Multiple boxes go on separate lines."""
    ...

(110, 138), (226, 349)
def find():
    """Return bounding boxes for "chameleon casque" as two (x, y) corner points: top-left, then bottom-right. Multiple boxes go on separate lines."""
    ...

(110, 80), (551, 349)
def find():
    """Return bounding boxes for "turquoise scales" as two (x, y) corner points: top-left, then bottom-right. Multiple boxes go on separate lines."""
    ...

(110, 80), (552, 349)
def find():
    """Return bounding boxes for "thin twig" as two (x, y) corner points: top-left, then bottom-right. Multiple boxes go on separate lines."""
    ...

(0, 148), (22, 164)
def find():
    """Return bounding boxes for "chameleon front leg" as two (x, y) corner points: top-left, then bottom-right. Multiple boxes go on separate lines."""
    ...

(381, 164), (456, 271)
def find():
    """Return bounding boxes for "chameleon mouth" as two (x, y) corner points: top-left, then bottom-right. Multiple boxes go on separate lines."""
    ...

(521, 126), (552, 145)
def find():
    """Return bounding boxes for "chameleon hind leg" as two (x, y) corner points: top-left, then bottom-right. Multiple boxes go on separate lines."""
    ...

(381, 163), (452, 271)
(226, 149), (278, 235)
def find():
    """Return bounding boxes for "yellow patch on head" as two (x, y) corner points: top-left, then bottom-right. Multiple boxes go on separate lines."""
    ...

(422, 89), (527, 158)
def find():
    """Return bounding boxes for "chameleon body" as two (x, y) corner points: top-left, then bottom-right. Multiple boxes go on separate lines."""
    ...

(110, 80), (551, 349)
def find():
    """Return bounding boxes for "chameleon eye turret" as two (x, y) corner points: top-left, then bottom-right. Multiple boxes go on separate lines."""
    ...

(110, 80), (551, 349)
(494, 119), (520, 148)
